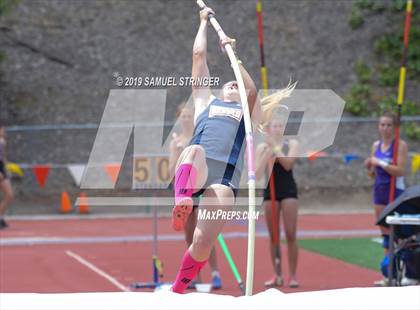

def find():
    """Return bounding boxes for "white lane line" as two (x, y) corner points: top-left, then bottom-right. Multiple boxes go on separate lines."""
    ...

(65, 250), (130, 292)
(1, 230), (381, 246)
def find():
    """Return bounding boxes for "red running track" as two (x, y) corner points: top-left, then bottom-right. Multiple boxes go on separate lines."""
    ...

(0, 214), (382, 296)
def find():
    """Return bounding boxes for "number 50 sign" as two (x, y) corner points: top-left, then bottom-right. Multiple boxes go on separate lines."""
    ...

(133, 155), (171, 189)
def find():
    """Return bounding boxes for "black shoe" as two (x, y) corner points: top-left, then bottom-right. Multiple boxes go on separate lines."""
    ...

(0, 219), (8, 229)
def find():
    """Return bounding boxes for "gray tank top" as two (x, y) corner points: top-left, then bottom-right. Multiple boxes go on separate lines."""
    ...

(190, 98), (246, 170)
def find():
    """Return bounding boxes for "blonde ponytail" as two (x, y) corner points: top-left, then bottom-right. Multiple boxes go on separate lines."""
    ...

(258, 81), (297, 132)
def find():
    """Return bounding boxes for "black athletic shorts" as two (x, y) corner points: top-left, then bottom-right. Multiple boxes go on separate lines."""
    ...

(192, 158), (241, 207)
(263, 162), (298, 202)
(263, 186), (298, 202)
(0, 161), (8, 179)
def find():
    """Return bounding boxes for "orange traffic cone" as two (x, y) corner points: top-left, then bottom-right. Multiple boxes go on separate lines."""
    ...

(78, 192), (89, 214)
(60, 191), (72, 213)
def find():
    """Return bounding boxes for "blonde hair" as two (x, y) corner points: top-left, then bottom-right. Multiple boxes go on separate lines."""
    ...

(258, 81), (297, 132)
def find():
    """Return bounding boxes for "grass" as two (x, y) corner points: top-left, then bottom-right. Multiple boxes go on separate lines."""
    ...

(298, 238), (384, 271)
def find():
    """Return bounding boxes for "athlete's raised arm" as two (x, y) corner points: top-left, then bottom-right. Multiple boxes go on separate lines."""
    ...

(192, 8), (214, 110)
(238, 62), (261, 127)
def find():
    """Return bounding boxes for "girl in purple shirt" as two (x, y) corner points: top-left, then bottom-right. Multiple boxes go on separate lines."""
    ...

(365, 113), (407, 226)
(364, 113), (408, 254)
(365, 113), (408, 285)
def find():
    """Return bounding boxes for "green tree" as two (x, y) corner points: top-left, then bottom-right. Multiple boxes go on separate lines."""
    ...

(346, 0), (420, 140)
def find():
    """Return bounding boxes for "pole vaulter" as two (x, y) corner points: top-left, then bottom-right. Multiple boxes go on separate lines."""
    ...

(195, 0), (257, 296)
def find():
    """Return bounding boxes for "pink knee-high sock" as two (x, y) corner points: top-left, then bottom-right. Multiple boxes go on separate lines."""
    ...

(172, 250), (207, 294)
(174, 164), (197, 204)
